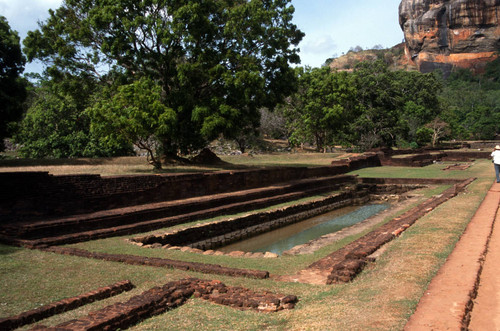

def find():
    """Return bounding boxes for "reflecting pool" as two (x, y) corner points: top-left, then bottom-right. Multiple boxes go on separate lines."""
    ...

(218, 204), (389, 255)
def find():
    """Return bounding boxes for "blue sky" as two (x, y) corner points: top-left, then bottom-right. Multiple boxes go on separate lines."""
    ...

(1, 0), (404, 72)
(291, 0), (404, 66)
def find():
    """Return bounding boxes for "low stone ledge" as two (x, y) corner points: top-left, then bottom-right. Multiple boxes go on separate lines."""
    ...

(0, 280), (134, 331)
(0, 166), (354, 223)
(359, 177), (466, 185)
(441, 151), (490, 161)
(442, 163), (471, 171)
(32, 278), (297, 330)
(41, 247), (269, 279)
(1, 175), (356, 249)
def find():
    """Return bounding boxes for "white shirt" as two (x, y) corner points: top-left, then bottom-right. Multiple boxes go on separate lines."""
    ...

(491, 150), (500, 164)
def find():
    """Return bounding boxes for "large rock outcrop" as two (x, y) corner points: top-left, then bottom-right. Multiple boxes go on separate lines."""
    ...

(399, 0), (500, 74)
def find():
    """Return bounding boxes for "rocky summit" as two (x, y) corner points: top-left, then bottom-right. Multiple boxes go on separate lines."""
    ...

(399, 0), (500, 75)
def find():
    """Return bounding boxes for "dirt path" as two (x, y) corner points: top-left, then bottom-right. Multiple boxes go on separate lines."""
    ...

(469, 184), (500, 330)
(405, 181), (500, 330)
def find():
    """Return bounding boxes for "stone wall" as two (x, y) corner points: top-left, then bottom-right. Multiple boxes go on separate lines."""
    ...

(372, 149), (490, 166)
(44, 246), (270, 279)
(133, 191), (358, 250)
(330, 153), (381, 170)
(468, 141), (500, 150)
(359, 177), (467, 185)
(1, 149), (482, 223)
(323, 178), (475, 284)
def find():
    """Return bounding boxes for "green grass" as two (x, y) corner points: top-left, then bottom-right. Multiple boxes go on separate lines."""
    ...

(350, 161), (481, 179)
(0, 157), (494, 330)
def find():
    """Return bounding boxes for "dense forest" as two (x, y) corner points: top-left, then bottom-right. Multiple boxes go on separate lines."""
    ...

(1, 1), (499, 169)
(260, 58), (500, 151)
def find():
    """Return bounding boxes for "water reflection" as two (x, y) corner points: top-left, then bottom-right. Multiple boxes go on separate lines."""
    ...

(219, 204), (389, 255)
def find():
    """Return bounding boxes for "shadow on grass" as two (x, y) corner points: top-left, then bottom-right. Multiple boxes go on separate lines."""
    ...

(126, 163), (256, 175)
(0, 155), (337, 175)
(0, 157), (135, 167)
(0, 244), (20, 256)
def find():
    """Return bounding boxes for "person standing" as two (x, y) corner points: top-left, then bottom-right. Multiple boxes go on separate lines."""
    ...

(491, 145), (500, 183)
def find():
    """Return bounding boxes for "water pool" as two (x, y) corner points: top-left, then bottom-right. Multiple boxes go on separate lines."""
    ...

(218, 203), (389, 255)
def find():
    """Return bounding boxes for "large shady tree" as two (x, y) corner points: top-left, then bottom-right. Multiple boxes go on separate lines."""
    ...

(24, 0), (303, 163)
(0, 16), (27, 151)
(351, 60), (441, 149)
(281, 67), (357, 151)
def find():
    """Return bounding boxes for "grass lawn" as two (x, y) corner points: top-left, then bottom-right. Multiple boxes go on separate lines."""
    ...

(0, 155), (494, 330)
(0, 153), (342, 176)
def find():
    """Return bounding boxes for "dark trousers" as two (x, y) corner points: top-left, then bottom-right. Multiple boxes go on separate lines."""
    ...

(495, 163), (500, 182)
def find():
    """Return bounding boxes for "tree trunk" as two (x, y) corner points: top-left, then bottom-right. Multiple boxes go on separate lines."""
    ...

(147, 149), (162, 170)
(236, 138), (246, 153)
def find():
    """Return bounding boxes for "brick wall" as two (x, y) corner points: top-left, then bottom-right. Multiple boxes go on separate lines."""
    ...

(0, 165), (356, 223)
(441, 151), (491, 161)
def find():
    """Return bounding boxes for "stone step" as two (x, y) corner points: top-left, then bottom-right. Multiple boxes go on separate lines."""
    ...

(15, 186), (340, 247)
(6, 174), (355, 239)
(1, 175), (357, 246)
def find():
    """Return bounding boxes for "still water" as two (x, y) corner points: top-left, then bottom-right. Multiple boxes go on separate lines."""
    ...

(219, 204), (389, 255)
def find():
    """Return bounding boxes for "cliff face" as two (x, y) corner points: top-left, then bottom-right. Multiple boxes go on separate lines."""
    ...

(399, 0), (500, 74)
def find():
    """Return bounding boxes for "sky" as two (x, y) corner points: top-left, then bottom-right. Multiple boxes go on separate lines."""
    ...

(0, 0), (404, 73)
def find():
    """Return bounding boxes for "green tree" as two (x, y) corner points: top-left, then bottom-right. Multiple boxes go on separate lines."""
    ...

(15, 75), (132, 158)
(282, 67), (357, 151)
(24, 0), (304, 161)
(0, 16), (27, 151)
(351, 61), (399, 148)
(484, 57), (500, 83)
(440, 67), (500, 140)
(87, 78), (176, 169)
(351, 60), (441, 149)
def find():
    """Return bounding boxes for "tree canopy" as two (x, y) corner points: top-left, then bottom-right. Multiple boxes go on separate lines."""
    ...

(351, 60), (442, 149)
(12, 3), (500, 161)
(277, 61), (443, 151)
(87, 77), (176, 169)
(281, 67), (357, 151)
(440, 62), (500, 140)
(0, 16), (27, 151)
(15, 74), (132, 158)
(23, 0), (304, 161)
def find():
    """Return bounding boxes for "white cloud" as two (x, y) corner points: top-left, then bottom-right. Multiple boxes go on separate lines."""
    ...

(0, 0), (62, 74)
(302, 35), (337, 54)
(297, 35), (338, 67)
(0, 0), (62, 38)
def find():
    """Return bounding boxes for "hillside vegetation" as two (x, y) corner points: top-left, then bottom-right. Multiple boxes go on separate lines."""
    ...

(326, 43), (414, 71)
